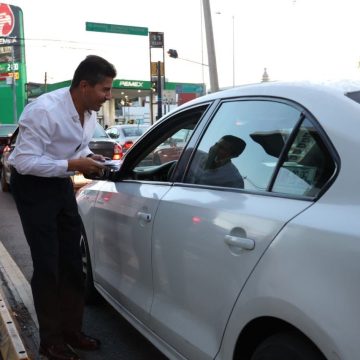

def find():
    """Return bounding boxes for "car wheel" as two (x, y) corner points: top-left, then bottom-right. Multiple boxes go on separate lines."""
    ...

(1, 167), (9, 192)
(251, 332), (325, 360)
(80, 227), (101, 305)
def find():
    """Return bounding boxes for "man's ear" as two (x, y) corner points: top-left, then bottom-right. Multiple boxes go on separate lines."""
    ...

(79, 80), (89, 91)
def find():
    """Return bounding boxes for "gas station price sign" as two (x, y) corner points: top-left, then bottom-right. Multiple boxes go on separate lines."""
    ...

(149, 32), (164, 48)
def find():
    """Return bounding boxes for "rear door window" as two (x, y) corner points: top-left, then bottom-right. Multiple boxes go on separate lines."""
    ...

(184, 99), (336, 198)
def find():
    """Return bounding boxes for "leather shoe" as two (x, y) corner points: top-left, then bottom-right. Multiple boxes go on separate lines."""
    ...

(39, 343), (80, 360)
(64, 331), (100, 351)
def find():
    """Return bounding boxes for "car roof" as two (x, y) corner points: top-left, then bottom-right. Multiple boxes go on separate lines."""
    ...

(173, 80), (360, 110)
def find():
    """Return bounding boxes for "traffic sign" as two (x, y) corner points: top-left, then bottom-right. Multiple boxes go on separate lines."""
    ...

(149, 32), (164, 48)
(86, 22), (148, 36)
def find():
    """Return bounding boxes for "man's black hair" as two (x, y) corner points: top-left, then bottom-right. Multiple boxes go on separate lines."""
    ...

(221, 135), (246, 157)
(70, 55), (117, 89)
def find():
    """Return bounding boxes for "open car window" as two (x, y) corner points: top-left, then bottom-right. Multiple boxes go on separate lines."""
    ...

(120, 105), (210, 182)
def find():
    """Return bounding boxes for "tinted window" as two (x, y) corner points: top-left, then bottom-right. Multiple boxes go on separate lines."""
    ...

(185, 100), (301, 190)
(272, 118), (336, 196)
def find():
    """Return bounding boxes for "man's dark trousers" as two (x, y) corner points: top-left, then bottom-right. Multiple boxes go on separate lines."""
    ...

(10, 168), (85, 346)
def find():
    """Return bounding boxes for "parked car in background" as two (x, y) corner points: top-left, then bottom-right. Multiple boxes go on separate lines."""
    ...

(78, 80), (360, 360)
(0, 122), (120, 192)
(0, 123), (17, 161)
(106, 124), (149, 158)
(0, 126), (17, 192)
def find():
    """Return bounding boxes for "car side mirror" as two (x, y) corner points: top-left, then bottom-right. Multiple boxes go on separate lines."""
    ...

(108, 133), (118, 139)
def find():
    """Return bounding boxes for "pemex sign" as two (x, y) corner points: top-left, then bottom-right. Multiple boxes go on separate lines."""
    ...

(0, 3), (27, 123)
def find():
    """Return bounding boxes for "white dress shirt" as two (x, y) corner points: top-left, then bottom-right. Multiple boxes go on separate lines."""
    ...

(9, 87), (96, 177)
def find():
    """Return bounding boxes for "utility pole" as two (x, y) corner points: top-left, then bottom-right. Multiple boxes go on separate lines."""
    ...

(202, 0), (219, 93)
(156, 61), (162, 119)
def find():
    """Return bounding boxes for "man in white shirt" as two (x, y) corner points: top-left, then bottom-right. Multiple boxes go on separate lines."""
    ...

(9, 55), (116, 360)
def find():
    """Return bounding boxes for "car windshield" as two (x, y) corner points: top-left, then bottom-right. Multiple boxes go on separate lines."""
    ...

(122, 127), (146, 137)
(92, 123), (109, 138)
(0, 124), (17, 137)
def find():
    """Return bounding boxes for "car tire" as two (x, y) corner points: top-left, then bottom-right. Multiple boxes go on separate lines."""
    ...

(1, 167), (9, 192)
(80, 227), (101, 305)
(251, 332), (325, 360)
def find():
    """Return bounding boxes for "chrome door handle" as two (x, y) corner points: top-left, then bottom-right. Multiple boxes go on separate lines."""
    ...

(137, 211), (152, 222)
(224, 235), (255, 250)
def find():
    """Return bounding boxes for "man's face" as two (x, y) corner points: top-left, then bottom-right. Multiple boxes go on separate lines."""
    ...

(82, 76), (113, 111)
(211, 138), (233, 162)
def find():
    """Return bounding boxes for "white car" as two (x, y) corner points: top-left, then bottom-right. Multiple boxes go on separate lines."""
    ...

(77, 80), (360, 360)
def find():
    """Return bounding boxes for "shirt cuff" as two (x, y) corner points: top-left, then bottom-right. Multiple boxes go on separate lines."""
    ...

(86, 153), (94, 158)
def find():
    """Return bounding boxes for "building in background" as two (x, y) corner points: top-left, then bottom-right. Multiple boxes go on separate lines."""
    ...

(25, 78), (205, 126)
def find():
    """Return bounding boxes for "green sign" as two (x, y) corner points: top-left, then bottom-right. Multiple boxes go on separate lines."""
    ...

(0, 4), (27, 124)
(86, 22), (148, 36)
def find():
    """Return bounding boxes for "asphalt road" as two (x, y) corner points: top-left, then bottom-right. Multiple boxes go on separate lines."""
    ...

(0, 188), (168, 360)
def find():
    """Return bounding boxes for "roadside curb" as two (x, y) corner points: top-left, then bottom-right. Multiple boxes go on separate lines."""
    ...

(0, 241), (37, 360)
(0, 289), (29, 360)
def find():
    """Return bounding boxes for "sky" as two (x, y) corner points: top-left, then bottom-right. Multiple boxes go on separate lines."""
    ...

(4, 0), (360, 91)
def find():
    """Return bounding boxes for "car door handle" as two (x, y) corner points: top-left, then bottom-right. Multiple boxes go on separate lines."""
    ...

(224, 235), (255, 250)
(137, 211), (152, 222)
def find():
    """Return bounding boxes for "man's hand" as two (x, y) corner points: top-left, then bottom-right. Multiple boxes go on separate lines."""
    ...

(88, 154), (109, 162)
(68, 157), (106, 176)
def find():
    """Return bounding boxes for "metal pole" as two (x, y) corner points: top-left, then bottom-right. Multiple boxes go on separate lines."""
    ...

(200, 0), (205, 88)
(232, 15), (235, 87)
(202, 0), (219, 93)
(149, 38), (154, 125)
(157, 61), (162, 119)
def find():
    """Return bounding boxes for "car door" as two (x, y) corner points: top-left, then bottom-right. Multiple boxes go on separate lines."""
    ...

(149, 99), (336, 359)
(91, 105), (210, 323)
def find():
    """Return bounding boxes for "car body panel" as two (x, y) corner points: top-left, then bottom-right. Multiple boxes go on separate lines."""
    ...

(92, 180), (171, 323)
(218, 197), (359, 360)
(77, 80), (360, 360)
(148, 186), (311, 359)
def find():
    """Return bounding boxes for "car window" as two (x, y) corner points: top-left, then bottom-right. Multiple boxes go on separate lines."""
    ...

(184, 99), (335, 197)
(93, 123), (109, 138)
(185, 100), (302, 190)
(122, 127), (145, 137)
(137, 127), (195, 168)
(121, 105), (209, 181)
(272, 118), (336, 196)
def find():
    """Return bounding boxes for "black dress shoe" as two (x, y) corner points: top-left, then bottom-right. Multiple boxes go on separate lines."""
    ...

(39, 343), (80, 360)
(64, 331), (101, 351)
